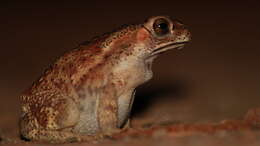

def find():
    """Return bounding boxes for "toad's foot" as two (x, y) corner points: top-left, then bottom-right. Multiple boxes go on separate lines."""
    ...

(21, 130), (105, 144)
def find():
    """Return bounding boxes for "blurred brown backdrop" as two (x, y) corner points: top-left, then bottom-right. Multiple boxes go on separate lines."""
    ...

(0, 0), (260, 134)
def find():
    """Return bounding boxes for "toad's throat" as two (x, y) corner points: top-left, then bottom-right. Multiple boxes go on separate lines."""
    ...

(151, 41), (189, 56)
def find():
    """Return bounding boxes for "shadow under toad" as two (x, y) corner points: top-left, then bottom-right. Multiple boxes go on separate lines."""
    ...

(131, 79), (189, 117)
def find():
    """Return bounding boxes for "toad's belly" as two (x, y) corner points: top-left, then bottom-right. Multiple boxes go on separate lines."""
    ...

(117, 90), (135, 127)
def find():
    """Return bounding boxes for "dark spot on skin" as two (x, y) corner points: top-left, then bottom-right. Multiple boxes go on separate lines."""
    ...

(119, 50), (124, 54)
(104, 54), (110, 60)
(105, 105), (116, 112)
(79, 57), (86, 62)
(66, 137), (79, 143)
(119, 43), (131, 50)
(20, 134), (31, 141)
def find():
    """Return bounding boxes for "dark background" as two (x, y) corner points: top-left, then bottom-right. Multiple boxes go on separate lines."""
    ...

(0, 0), (260, 140)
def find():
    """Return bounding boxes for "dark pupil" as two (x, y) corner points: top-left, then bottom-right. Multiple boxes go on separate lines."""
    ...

(153, 18), (169, 36)
(158, 23), (168, 30)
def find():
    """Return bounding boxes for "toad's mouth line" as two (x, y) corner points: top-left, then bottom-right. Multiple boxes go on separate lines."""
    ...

(151, 41), (189, 55)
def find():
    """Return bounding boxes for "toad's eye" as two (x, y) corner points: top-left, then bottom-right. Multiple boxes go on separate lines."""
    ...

(153, 18), (170, 36)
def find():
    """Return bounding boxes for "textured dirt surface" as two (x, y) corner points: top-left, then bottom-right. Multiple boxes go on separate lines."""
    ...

(1, 0), (260, 146)
(2, 109), (260, 146)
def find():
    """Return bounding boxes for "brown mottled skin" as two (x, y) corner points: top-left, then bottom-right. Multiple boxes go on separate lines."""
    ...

(19, 16), (191, 143)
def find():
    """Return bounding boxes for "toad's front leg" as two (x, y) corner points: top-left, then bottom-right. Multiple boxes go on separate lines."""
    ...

(97, 88), (121, 136)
